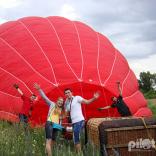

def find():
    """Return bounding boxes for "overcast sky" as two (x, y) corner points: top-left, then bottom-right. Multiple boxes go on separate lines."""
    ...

(0, 0), (156, 78)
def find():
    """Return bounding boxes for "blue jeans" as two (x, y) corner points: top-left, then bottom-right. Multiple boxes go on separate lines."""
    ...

(19, 114), (28, 131)
(72, 120), (85, 144)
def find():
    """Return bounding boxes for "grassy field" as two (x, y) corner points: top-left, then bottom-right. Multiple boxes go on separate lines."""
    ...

(0, 121), (99, 156)
(0, 100), (156, 156)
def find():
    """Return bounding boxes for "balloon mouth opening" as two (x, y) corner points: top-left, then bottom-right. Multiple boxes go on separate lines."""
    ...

(35, 81), (116, 103)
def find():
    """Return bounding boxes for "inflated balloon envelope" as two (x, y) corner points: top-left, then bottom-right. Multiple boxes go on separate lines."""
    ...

(0, 16), (152, 125)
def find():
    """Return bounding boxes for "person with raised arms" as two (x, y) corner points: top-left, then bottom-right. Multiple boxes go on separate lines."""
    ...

(34, 83), (64, 156)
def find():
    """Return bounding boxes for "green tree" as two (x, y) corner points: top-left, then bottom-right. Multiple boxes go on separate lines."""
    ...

(153, 73), (156, 84)
(139, 71), (156, 92)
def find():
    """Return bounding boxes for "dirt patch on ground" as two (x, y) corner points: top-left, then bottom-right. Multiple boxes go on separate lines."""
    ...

(147, 99), (156, 105)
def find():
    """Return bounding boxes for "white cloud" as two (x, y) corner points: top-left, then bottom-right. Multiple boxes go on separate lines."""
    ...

(0, 18), (7, 24)
(100, 20), (156, 59)
(59, 4), (80, 20)
(0, 0), (23, 8)
(129, 54), (156, 78)
(113, 40), (155, 58)
(0, 0), (155, 77)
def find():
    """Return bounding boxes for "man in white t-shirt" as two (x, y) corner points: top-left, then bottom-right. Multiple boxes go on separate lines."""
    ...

(64, 88), (100, 153)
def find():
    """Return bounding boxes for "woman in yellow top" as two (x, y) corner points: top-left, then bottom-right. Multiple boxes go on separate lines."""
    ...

(34, 83), (64, 156)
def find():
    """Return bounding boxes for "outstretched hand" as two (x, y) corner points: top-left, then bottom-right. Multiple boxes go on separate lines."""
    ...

(97, 107), (103, 111)
(13, 84), (19, 89)
(34, 83), (40, 90)
(93, 92), (100, 99)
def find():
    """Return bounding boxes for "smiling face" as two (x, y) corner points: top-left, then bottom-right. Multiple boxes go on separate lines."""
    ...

(30, 95), (37, 101)
(64, 89), (73, 99)
(56, 97), (64, 108)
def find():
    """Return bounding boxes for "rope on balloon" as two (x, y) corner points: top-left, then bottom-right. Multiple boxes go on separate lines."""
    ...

(0, 37), (56, 87)
(72, 22), (84, 80)
(18, 20), (58, 86)
(46, 18), (79, 81)
(0, 66), (33, 94)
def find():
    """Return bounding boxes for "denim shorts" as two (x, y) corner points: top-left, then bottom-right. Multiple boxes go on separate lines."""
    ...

(19, 114), (28, 123)
(72, 120), (85, 144)
(45, 121), (58, 141)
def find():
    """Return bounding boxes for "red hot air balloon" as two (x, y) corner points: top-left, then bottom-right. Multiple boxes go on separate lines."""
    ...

(0, 16), (152, 125)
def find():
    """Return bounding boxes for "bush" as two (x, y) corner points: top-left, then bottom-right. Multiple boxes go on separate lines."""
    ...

(148, 101), (156, 118)
(144, 90), (156, 99)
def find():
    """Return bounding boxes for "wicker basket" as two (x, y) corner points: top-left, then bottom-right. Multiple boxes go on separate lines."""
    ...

(87, 117), (156, 156)
(87, 118), (113, 146)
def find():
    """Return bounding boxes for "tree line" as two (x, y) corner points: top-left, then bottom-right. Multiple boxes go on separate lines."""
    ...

(138, 71), (156, 99)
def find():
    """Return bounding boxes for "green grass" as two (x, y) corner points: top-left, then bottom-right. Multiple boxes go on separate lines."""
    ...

(148, 101), (156, 118)
(0, 121), (99, 156)
(0, 101), (155, 156)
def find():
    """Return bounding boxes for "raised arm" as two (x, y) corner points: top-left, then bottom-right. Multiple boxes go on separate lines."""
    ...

(34, 83), (55, 107)
(82, 92), (100, 104)
(13, 84), (23, 96)
(97, 106), (111, 110)
(117, 81), (122, 96)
